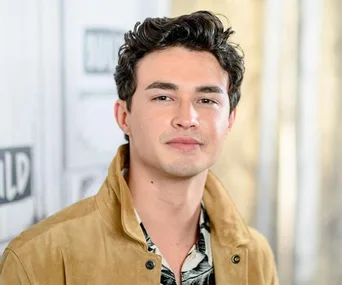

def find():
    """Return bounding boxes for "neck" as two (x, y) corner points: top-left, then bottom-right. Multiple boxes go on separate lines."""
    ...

(127, 158), (208, 242)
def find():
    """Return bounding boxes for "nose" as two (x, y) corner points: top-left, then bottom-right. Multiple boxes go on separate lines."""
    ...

(171, 101), (199, 130)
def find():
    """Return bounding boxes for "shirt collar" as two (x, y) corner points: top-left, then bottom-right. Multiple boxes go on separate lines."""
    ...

(134, 203), (211, 255)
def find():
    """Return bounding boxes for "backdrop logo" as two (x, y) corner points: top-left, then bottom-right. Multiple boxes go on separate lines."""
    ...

(84, 28), (124, 74)
(0, 147), (31, 204)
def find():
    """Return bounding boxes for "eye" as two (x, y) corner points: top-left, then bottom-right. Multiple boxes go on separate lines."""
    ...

(152, 95), (172, 101)
(198, 98), (217, 105)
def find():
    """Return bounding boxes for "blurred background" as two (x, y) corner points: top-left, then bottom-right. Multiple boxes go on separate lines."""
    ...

(0, 0), (341, 284)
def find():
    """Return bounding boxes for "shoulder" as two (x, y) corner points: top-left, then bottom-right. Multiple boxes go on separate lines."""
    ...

(6, 196), (98, 253)
(247, 227), (275, 258)
(0, 196), (101, 284)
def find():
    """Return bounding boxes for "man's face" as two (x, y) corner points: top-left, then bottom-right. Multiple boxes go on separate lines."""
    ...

(115, 46), (235, 179)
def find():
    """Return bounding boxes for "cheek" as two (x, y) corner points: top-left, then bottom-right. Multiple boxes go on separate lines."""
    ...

(129, 108), (168, 140)
(203, 112), (229, 139)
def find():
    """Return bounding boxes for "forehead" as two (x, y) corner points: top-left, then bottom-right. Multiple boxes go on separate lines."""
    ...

(135, 47), (229, 91)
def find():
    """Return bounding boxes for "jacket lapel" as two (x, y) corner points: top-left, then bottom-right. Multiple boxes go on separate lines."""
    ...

(203, 171), (251, 284)
(211, 237), (248, 284)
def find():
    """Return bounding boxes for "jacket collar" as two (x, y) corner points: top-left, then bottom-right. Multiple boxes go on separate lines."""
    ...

(96, 144), (147, 250)
(203, 172), (251, 247)
(96, 144), (251, 250)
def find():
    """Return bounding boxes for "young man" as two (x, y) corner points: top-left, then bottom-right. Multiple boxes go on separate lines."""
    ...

(0, 11), (279, 284)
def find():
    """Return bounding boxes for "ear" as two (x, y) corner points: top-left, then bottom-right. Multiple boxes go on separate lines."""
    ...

(114, 99), (131, 137)
(227, 108), (237, 133)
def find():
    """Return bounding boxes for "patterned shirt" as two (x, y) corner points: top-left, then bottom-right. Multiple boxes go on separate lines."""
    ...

(135, 203), (215, 285)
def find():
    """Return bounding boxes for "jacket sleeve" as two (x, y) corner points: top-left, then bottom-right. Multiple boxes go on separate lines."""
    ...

(0, 249), (32, 284)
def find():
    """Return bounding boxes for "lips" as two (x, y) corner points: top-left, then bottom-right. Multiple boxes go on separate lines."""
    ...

(167, 137), (201, 144)
(166, 137), (202, 151)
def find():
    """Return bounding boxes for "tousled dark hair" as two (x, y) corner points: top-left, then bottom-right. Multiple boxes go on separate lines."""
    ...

(114, 10), (245, 141)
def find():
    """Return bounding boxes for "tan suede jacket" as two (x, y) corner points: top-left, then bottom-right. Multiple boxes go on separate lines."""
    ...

(0, 145), (279, 284)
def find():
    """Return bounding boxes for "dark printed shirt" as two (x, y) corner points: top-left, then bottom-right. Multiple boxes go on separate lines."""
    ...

(135, 203), (215, 285)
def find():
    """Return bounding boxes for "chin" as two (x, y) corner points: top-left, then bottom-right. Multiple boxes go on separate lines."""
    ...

(161, 162), (210, 179)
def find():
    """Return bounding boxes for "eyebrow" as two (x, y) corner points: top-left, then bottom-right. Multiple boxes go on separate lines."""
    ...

(196, 85), (225, 94)
(145, 81), (178, 91)
(145, 81), (225, 94)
